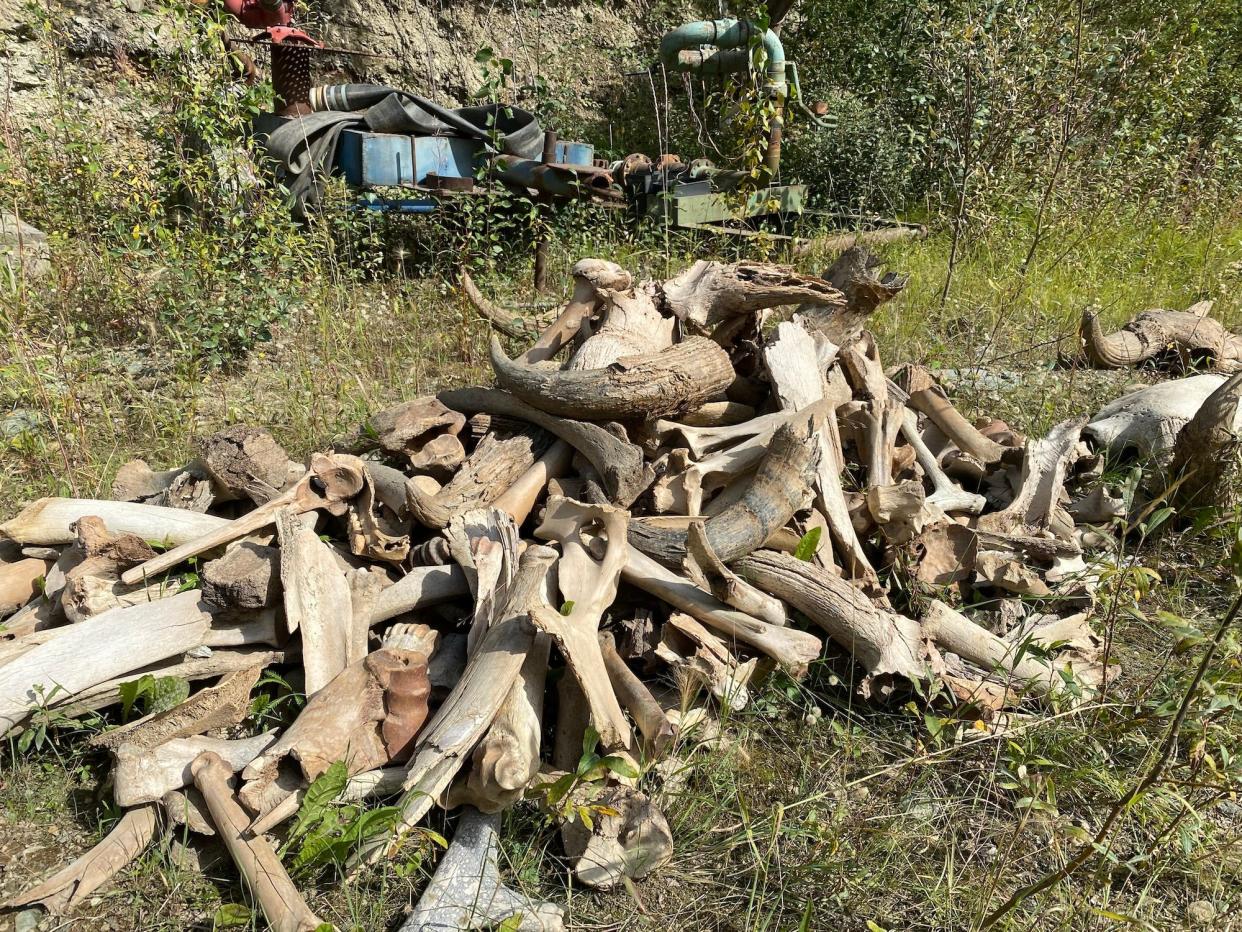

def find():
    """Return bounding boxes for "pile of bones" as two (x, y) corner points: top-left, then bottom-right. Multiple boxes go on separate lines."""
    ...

(1, 248), (1238, 931)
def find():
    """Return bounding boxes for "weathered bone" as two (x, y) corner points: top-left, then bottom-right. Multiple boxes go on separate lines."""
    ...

(493, 439), (574, 524)
(444, 507), (520, 652)
(532, 496), (634, 750)
(120, 453), (366, 586)
(355, 545), (557, 865)
(629, 420), (818, 566)
(798, 245), (908, 345)
(276, 506), (352, 696)
(91, 665), (262, 751)
(897, 408), (986, 514)
(762, 321), (876, 581)
(347, 462), (412, 562)
(1169, 370), (1242, 510)
(599, 631), (675, 755)
(648, 410), (790, 459)
(683, 521), (786, 627)
(371, 564), (470, 626)
(0, 556), (52, 618)
(621, 545), (822, 675)
(202, 541), (282, 610)
(979, 418), (1085, 539)
(1, 498), (228, 548)
(560, 786), (674, 889)
(407, 424), (551, 529)
(896, 366), (1006, 466)
(240, 648), (429, 814)
(199, 425), (296, 505)
(567, 285), (674, 370)
(661, 260), (844, 340)
(736, 550), (925, 693)
(2, 803), (161, 915)
(438, 387), (654, 506)
(114, 732), (277, 807)
(521, 258), (631, 365)
(0, 590), (215, 734)
(192, 751), (328, 932)
(399, 807), (565, 931)
(654, 612), (756, 711)
(491, 335), (735, 421)
(1083, 373), (1234, 461)
(1080, 303), (1242, 371)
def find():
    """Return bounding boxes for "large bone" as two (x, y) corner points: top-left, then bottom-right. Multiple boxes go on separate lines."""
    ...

(799, 245), (907, 345)
(979, 418), (1085, 539)
(735, 550), (926, 693)
(683, 521), (786, 627)
(347, 462), (413, 562)
(521, 258), (631, 364)
(399, 807), (564, 931)
(531, 497), (633, 750)
(0, 590), (215, 734)
(192, 751), (328, 932)
(438, 387), (654, 506)
(896, 365), (1006, 466)
(599, 631), (675, 755)
(120, 453), (366, 586)
(567, 286), (674, 370)
(560, 786), (674, 890)
(240, 648), (430, 814)
(621, 545), (822, 675)
(491, 336), (735, 421)
(371, 564), (470, 625)
(91, 665), (262, 751)
(444, 507), (520, 652)
(898, 408), (986, 514)
(198, 425), (297, 505)
(628, 420), (818, 566)
(1080, 303), (1242, 371)
(276, 506), (352, 696)
(1083, 373), (1234, 462)
(1, 498), (228, 547)
(762, 321), (876, 580)
(654, 612), (756, 711)
(2, 804), (161, 915)
(354, 545), (557, 865)
(114, 732), (277, 807)
(0, 556), (52, 618)
(493, 439), (574, 524)
(648, 410), (791, 459)
(407, 424), (551, 529)
(660, 260), (844, 340)
(1169, 371), (1242, 509)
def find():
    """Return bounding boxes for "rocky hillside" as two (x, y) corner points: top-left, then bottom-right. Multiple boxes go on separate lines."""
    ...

(3, 0), (650, 139)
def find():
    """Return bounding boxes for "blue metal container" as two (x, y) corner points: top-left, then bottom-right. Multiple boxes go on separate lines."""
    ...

(555, 140), (594, 168)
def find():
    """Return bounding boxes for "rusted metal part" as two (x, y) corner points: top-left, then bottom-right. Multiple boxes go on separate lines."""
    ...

(223, 0), (294, 28)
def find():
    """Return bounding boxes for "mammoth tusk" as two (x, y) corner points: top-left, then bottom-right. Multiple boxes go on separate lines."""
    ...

(1080, 309), (1149, 368)
(628, 419), (818, 566)
(489, 336), (735, 422)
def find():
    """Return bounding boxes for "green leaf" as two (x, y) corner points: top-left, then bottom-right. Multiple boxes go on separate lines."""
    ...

(794, 527), (822, 561)
(560, 600), (575, 616)
(212, 903), (254, 929)
(599, 754), (639, 779)
(581, 724), (600, 757)
(146, 675), (190, 714)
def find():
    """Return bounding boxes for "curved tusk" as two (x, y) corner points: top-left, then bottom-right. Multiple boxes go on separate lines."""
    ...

(460, 268), (538, 340)
(1080, 309), (1152, 368)
(628, 416), (819, 566)
(489, 335), (735, 421)
(1170, 370), (1242, 510)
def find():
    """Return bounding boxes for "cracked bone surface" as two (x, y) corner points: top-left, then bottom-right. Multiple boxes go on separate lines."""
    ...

(1084, 373), (1237, 461)
(400, 807), (564, 931)
(120, 453), (366, 586)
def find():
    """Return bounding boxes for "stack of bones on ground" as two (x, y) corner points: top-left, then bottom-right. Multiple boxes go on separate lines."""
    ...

(2, 248), (1240, 931)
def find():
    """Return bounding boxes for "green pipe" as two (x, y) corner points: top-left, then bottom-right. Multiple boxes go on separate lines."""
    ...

(659, 19), (786, 92)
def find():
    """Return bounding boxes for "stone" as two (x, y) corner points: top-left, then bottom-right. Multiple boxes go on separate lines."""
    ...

(1186, 900), (1216, 926)
(0, 213), (50, 280)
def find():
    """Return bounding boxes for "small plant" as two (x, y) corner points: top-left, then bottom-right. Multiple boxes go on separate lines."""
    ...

(117, 673), (190, 721)
(282, 760), (445, 875)
(529, 726), (638, 828)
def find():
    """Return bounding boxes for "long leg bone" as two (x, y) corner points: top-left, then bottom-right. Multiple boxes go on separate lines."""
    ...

(399, 806), (564, 931)
(520, 259), (630, 365)
(120, 453), (366, 585)
(192, 751), (328, 932)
